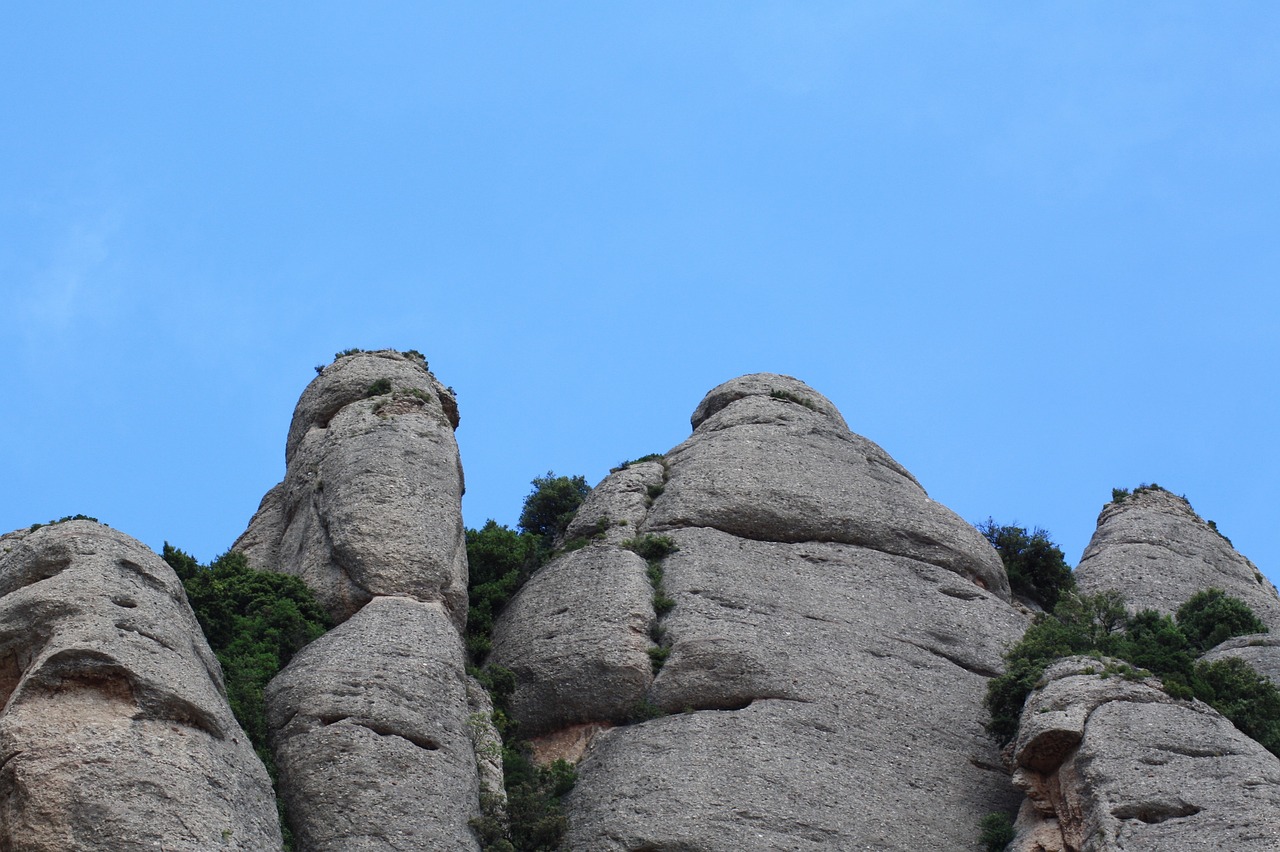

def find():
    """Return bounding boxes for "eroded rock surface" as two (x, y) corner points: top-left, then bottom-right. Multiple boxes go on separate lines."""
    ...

(241, 351), (490, 851)
(1009, 657), (1280, 851)
(236, 349), (466, 627)
(267, 597), (483, 851)
(0, 520), (281, 851)
(1075, 487), (1280, 627)
(491, 373), (1026, 849)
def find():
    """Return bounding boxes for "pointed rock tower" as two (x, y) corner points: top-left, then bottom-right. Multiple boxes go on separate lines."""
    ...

(237, 350), (497, 851)
(1006, 486), (1280, 850)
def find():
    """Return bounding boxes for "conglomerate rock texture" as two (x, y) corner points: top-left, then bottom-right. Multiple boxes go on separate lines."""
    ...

(239, 351), (488, 851)
(1075, 486), (1280, 629)
(1008, 657), (1280, 851)
(235, 349), (466, 628)
(0, 520), (281, 851)
(491, 373), (1028, 849)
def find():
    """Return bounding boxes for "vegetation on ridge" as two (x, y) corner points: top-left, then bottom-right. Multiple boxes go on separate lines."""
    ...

(977, 520), (1075, 611)
(162, 545), (331, 851)
(985, 588), (1277, 757)
(466, 472), (590, 851)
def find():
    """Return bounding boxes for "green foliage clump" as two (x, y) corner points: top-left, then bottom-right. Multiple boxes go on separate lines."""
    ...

(979, 812), (1015, 851)
(518, 472), (590, 546)
(977, 520), (1075, 610)
(164, 547), (330, 760)
(366, 377), (393, 397)
(28, 513), (100, 532)
(622, 534), (678, 562)
(1193, 657), (1280, 755)
(1177, 588), (1267, 652)
(162, 545), (330, 851)
(465, 522), (540, 662)
(468, 663), (576, 851)
(610, 453), (664, 473)
(334, 347), (365, 359)
(985, 588), (1280, 758)
(769, 388), (817, 410)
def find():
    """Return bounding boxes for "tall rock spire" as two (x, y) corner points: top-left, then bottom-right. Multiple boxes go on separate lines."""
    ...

(240, 350), (495, 851)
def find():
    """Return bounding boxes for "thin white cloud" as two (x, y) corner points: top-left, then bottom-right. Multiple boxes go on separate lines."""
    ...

(16, 208), (121, 334)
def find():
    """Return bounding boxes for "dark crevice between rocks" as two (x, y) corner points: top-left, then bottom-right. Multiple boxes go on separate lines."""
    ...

(114, 621), (179, 653)
(938, 585), (986, 601)
(1111, 801), (1202, 824)
(968, 755), (1009, 774)
(116, 558), (173, 595)
(316, 715), (441, 751)
(678, 695), (813, 715)
(901, 639), (1000, 679)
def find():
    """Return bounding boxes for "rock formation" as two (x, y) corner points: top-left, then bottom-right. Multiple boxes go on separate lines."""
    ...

(1075, 486), (1280, 629)
(8, 361), (1280, 851)
(235, 349), (466, 627)
(491, 373), (1028, 849)
(0, 520), (281, 850)
(238, 350), (493, 850)
(1008, 657), (1280, 851)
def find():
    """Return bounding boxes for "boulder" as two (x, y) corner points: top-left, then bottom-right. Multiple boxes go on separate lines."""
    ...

(491, 373), (1027, 849)
(236, 350), (467, 627)
(1075, 487), (1280, 627)
(0, 520), (282, 851)
(1009, 657), (1280, 851)
(267, 596), (483, 851)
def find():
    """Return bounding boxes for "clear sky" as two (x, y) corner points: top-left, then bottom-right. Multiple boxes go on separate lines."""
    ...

(3, 4), (1277, 586)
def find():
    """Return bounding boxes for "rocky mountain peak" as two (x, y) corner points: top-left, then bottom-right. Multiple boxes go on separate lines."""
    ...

(1077, 484), (1280, 629)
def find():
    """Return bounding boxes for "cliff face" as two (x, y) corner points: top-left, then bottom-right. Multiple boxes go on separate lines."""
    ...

(491, 374), (1027, 849)
(3, 359), (1280, 851)
(241, 350), (492, 851)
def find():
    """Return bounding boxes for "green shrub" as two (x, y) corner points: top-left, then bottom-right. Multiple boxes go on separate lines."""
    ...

(1177, 588), (1267, 652)
(647, 646), (670, 672)
(518, 472), (590, 546)
(769, 388), (817, 410)
(162, 545), (330, 852)
(986, 588), (1280, 757)
(1193, 657), (1280, 755)
(622, 534), (679, 562)
(652, 592), (675, 616)
(1111, 487), (1131, 504)
(28, 513), (100, 532)
(366, 378), (392, 397)
(610, 453), (664, 473)
(976, 520), (1074, 611)
(979, 812), (1014, 851)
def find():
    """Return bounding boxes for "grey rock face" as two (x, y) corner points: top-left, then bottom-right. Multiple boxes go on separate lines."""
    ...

(236, 350), (467, 627)
(1009, 657), (1280, 851)
(1075, 487), (1280, 627)
(267, 597), (482, 851)
(242, 352), (491, 851)
(1201, 634), (1280, 688)
(489, 546), (654, 737)
(647, 374), (1009, 597)
(0, 521), (282, 851)
(491, 373), (1027, 849)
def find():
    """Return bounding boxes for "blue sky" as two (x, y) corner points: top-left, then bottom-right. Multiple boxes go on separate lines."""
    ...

(3, 3), (1277, 586)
